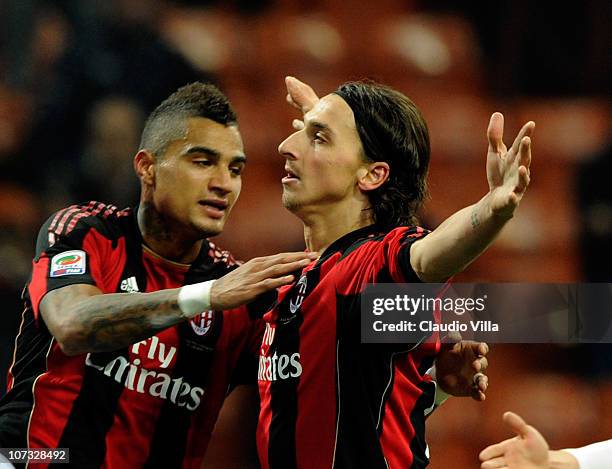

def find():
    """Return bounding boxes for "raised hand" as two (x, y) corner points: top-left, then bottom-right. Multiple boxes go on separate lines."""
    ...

(486, 113), (535, 219)
(210, 251), (318, 310)
(434, 332), (489, 401)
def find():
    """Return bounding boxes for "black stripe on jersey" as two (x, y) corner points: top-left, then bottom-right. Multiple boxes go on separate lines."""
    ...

(315, 225), (381, 268)
(119, 213), (150, 293)
(267, 267), (319, 469)
(408, 379), (436, 469)
(52, 349), (129, 468)
(333, 292), (392, 469)
(397, 229), (429, 283)
(143, 265), (224, 467)
(333, 344), (390, 469)
(0, 305), (53, 449)
(338, 234), (385, 262)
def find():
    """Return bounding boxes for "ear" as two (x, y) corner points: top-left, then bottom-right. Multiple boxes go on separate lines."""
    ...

(357, 162), (390, 192)
(134, 150), (156, 186)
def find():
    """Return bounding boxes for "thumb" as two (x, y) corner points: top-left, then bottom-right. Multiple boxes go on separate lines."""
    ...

(285, 76), (319, 113)
(487, 112), (504, 153)
(503, 411), (530, 438)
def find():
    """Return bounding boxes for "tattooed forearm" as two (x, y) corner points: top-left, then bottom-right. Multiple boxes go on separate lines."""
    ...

(78, 294), (183, 353)
(409, 193), (510, 282)
(41, 285), (185, 355)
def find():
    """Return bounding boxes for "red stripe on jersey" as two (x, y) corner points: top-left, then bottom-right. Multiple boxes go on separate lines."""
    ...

(379, 335), (440, 468)
(103, 205), (117, 218)
(64, 202), (106, 237)
(101, 253), (186, 467)
(79, 227), (127, 292)
(116, 208), (131, 218)
(28, 256), (50, 322)
(96, 234), (126, 292)
(141, 249), (190, 291)
(378, 354), (425, 468)
(27, 342), (87, 453)
(256, 381), (272, 469)
(52, 201), (111, 238)
(102, 328), (180, 468)
(48, 208), (68, 234)
(54, 203), (91, 237)
(295, 262), (337, 466)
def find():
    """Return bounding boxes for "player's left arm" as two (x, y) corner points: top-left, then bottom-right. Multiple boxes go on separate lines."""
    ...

(410, 113), (534, 282)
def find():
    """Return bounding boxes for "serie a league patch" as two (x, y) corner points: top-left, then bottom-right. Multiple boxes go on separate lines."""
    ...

(50, 250), (87, 277)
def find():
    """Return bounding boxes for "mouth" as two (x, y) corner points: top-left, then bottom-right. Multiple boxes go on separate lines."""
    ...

(282, 167), (300, 184)
(198, 199), (229, 219)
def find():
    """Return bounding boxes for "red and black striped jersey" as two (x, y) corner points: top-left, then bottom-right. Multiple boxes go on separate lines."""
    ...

(257, 224), (439, 469)
(0, 201), (263, 468)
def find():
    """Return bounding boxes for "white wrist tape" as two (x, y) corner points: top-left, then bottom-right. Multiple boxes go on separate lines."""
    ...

(177, 280), (215, 318)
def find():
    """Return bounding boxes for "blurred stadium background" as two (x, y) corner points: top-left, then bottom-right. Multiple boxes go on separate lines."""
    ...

(0, 0), (609, 467)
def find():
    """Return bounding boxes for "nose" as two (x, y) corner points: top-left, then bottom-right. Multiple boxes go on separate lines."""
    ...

(278, 131), (299, 160)
(209, 166), (233, 195)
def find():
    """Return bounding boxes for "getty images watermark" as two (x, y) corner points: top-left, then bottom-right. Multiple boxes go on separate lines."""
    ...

(361, 283), (612, 344)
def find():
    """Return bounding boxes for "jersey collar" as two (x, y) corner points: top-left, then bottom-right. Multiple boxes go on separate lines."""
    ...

(314, 224), (383, 268)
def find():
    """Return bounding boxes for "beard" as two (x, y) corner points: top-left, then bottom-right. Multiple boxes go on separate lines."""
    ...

(281, 190), (302, 213)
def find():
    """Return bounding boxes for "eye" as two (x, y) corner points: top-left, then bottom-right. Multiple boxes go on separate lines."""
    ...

(313, 132), (325, 143)
(230, 164), (245, 176)
(193, 160), (212, 167)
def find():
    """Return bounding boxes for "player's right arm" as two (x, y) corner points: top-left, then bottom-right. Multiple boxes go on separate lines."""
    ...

(41, 251), (316, 356)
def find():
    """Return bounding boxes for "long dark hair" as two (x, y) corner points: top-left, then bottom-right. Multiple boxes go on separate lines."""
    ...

(334, 81), (430, 228)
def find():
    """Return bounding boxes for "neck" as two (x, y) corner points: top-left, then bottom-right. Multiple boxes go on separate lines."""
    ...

(300, 201), (374, 253)
(137, 201), (203, 264)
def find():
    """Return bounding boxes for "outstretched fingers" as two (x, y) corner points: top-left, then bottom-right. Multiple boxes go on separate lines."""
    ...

(481, 455), (510, 469)
(479, 437), (515, 462)
(513, 165), (530, 196)
(518, 134), (532, 170)
(510, 121), (535, 157)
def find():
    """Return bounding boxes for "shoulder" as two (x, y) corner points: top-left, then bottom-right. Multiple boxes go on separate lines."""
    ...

(38, 201), (132, 250)
(344, 225), (430, 258)
(385, 225), (430, 243)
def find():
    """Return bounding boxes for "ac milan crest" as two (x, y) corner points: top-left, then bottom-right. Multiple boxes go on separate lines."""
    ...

(190, 310), (215, 336)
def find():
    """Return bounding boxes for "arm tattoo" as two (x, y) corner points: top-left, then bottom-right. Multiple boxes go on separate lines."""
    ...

(43, 285), (185, 354)
(78, 293), (183, 352)
(470, 207), (481, 229)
